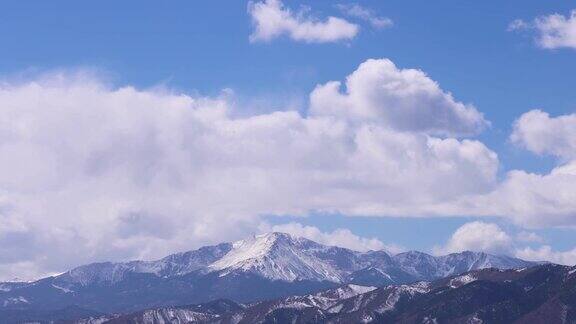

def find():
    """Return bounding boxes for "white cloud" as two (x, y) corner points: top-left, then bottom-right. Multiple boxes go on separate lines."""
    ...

(509, 10), (576, 49)
(482, 162), (576, 227)
(435, 222), (576, 266)
(2, 59), (575, 280)
(248, 0), (358, 43)
(310, 59), (488, 137)
(433, 221), (513, 255)
(535, 9), (576, 49)
(430, 110), (576, 228)
(336, 3), (393, 29)
(0, 60), (501, 279)
(507, 19), (529, 32)
(267, 222), (404, 253)
(516, 245), (576, 266)
(483, 110), (576, 227)
(516, 231), (544, 243)
(511, 109), (576, 161)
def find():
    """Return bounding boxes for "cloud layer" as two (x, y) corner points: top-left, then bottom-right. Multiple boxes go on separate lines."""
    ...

(248, 0), (358, 43)
(0, 57), (575, 279)
(0, 60), (500, 279)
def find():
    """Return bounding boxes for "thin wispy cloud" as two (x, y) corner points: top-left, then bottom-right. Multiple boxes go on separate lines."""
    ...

(336, 3), (393, 29)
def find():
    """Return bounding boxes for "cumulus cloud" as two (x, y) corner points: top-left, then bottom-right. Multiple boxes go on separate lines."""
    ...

(432, 110), (576, 228)
(310, 59), (488, 137)
(516, 231), (544, 243)
(516, 245), (576, 266)
(482, 161), (576, 228)
(336, 3), (393, 29)
(433, 222), (513, 255)
(0, 60), (502, 279)
(2, 59), (575, 280)
(509, 10), (576, 49)
(248, 0), (358, 43)
(481, 110), (576, 227)
(267, 222), (404, 253)
(435, 221), (576, 265)
(511, 109), (576, 161)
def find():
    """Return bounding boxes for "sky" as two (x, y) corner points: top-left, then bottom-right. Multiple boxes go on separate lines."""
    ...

(0, 0), (575, 280)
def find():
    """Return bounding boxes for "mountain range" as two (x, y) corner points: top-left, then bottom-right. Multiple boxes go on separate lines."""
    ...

(0, 232), (539, 323)
(86, 263), (576, 324)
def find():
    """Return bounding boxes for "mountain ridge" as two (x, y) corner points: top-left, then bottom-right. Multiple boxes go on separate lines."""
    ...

(52, 232), (535, 286)
(75, 263), (576, 324)
(0, 232), (539, 321)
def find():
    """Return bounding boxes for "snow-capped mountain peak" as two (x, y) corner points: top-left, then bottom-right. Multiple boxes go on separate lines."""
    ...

(211, 232), (295, 269)
(45, 232), (535, 289)
(0, 232), (541, 319)
(209, 232), (343, 282)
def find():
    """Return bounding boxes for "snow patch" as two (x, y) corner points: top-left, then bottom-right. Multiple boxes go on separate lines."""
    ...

(276, 284), (376, 311)
(52, 284), (74, 293)
(449, 274), (476, 288)
(375, 283), (429, 313)
(328, 303), (343, 313)
(209, 233), (343, 282)
(347, 284), (377, 296)
(3, 296), (29, 306)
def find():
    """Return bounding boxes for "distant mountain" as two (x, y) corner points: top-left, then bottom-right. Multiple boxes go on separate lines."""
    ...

(0, 232), (537, 322)
(0, 281), (28, 293)
(55, 232), (532, 286)
(80, 263), (576, 324)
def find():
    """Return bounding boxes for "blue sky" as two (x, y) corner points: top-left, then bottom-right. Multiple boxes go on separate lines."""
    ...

(0, 0), (575, 279)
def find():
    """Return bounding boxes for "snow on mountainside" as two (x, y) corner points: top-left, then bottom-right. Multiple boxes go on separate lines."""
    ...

(393, 250), (534, 281)
(0, 232), (542, 322)
(58, 243), (232, 286)
(75, 264), (576, 324)
(0, 282), (26, 293)
(210, 232), (345, 282)
(276, 284), (377, 311)
(92, 284), (378, 324)
(229, 284), (378, 323)
(205, 232), (533, 284)
(78, 299), (245, 324)
(54, 232), (534, 287)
